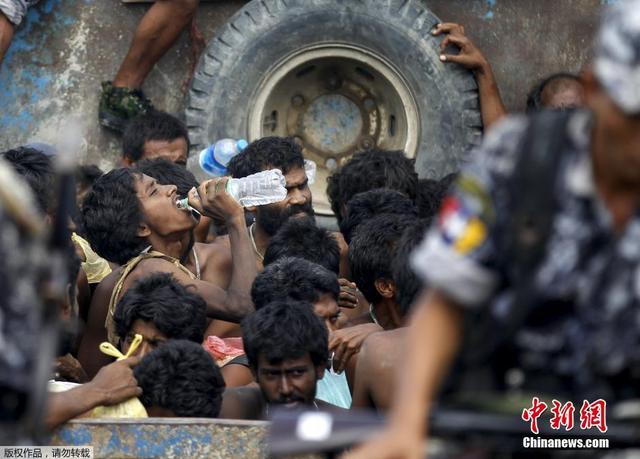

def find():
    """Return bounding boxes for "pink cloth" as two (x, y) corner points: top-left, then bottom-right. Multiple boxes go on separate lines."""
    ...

(203, 336), (245, 366)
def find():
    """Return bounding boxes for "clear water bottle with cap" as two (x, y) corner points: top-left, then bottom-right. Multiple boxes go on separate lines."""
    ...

(187, 138), (248, 183)
(177, 168), (288, 211)
(226, 169), (287, 207)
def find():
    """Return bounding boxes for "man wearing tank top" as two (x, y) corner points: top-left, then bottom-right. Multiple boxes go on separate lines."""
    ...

(77, 168), (256, 378)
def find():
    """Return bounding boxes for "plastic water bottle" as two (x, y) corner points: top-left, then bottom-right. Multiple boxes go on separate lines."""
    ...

(177, 169), (287, 210)
(187, 138), (248, 183)
(226, 169), (287, 207)
(304, 159), (317, 185)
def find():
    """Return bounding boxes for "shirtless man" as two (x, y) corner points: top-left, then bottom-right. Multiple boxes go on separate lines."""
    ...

(351, 219), (429, 411)
(121, 111), (190, 167)
(206, 136), (354, 337)
(78, 168), (256, 377)
(220, 301), (344, 420)
(211, 136), (315, 283)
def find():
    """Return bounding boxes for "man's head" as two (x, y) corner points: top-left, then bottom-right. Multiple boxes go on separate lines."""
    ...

(122, 111), (189, 166)
(263, 217), (340, 274)
(134, 340), (225, 417)
(415, 173), (456, 219)
(585, 0), (640, 186)
(136, 158), (198, 198)
(340, 188), (417, 244)
(252, 257), (341, 331)
(228, 137), (313, 235)
(75, 164), (103, 207)
(114, 273), (207, 357)
(349, 213), (416, 312)
(326, 148), (418, 224)
(526, 73), (585, 113)
(242, 301), (328, 408)
(1, 146), (54, 215)
(392, 219), (431, 318)
(81, 168), (198, 265)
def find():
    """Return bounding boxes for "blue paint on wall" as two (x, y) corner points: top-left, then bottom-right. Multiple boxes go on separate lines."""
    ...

(483, 0), (496, 20)
(0, 0), (81, 135)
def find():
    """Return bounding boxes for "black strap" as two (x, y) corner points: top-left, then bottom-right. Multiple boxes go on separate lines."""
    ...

(462, 110), (573, 366)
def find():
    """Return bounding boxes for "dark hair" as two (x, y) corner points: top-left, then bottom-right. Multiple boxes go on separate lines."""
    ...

(114, 273), (207, 344)
(340, 188), (417, 244)
(134, 340), (225, 417)
(81, 168), (147, 265)
(227, 136), (304, 178)
(136, 158), (198, 197)
(326, 149), (418, 224)
(251, 257), (340, 309)
(349, 213), (415, 304)
(392, 219), (431, 316)
(1, 146), (54, 213)
(242, 300), (329, 370)
(75, 164), (104, 190)
(122, 110), (189, 163)
(415, 173), (456, 219)
(525, 72), (582, 113)
(263, 217), (340, 274)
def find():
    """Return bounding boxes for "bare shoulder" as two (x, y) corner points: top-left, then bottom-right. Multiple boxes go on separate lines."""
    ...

(219, 385), (263, 420)
(361, 329), (406, 364)
(94, 267), (120, 296)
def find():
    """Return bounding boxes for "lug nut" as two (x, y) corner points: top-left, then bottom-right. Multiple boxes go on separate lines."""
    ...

(325, 158), (338, 172)
(291, 95), (305, 107)
(360, 137), (375, 149)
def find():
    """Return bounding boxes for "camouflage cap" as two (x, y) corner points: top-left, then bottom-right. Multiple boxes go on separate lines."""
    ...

(594, 0), (640, 114)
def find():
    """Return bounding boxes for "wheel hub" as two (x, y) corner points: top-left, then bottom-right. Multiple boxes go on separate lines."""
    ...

(248, 44), (419, 214)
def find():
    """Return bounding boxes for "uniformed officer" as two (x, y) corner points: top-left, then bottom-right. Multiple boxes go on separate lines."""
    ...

(348, 0), (640, 456)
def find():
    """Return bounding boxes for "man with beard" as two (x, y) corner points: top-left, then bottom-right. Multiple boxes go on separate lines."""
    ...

(220, 136), (316, 273)
(205, 137), (349, 337)
(219, 300), (345, 420)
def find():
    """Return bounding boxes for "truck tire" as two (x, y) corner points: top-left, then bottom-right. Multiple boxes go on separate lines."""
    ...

(186, 0), (481, 214)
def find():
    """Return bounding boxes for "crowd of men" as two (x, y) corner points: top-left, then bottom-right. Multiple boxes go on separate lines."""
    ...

(1, 0), (640, 456)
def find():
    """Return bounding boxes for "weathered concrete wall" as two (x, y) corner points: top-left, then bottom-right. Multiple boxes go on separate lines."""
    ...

(0, 0), (247, 171)
(0, 0), (613, 169)
(426, 0), (604, 111)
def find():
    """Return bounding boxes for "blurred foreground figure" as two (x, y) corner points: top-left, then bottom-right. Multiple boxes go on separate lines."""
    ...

(348, 1), (640, 457)
(0, 156), (46, 440)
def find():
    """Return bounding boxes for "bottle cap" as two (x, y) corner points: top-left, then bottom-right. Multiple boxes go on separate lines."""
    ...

(237, 139), (249, 151)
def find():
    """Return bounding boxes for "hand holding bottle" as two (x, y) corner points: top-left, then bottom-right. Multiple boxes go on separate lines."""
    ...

(188, 177), (244, 222)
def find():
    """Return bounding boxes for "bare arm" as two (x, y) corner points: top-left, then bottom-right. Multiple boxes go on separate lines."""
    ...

(389, 290), (463, 432)
(46, 357), (141, 430)
(188, 179), (257, 321)
(77, 276), (116, 378)
(434, 23), (507, 130)
(345, 289), (463, 458)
